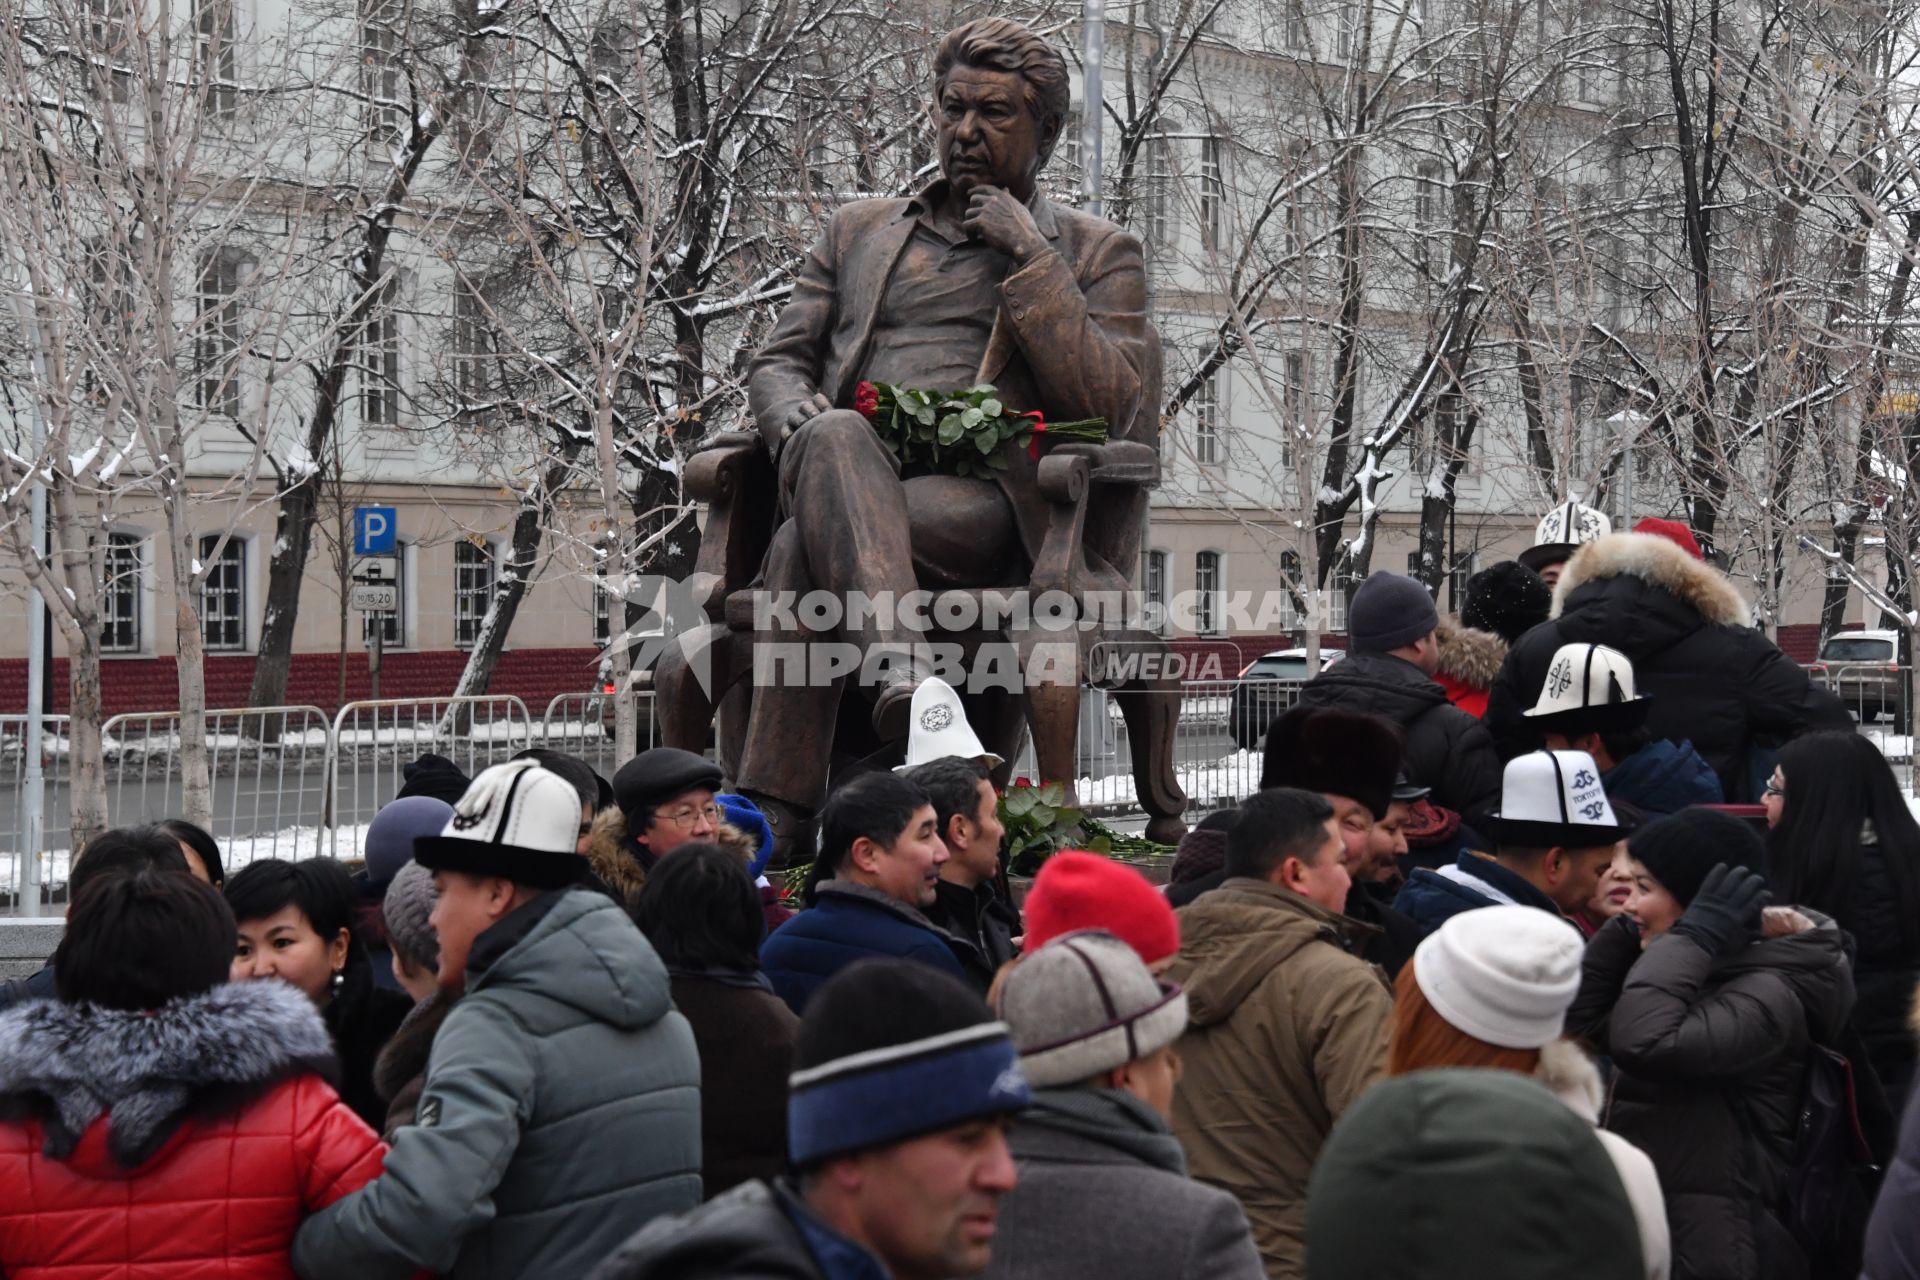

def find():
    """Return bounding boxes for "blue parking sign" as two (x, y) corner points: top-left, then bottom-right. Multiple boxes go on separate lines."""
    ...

(354, 507), (397, 556)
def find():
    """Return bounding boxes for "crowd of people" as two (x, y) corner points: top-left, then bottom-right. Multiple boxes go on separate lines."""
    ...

(1, 517), (1919, 1279)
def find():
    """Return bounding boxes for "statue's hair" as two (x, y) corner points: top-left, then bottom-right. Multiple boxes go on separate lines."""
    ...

(932, 18), (1071, 150)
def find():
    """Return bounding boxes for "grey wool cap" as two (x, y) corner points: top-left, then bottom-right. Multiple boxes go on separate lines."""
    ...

(998, 929), (1188, 1088)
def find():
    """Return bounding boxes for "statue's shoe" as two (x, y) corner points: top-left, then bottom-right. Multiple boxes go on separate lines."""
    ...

(872, 674), (919, 743)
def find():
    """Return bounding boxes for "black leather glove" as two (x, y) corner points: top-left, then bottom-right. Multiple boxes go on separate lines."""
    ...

(1670, 863), (1771, 956)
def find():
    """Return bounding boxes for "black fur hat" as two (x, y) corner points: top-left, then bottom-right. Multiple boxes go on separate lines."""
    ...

(1461, 561), (1553, 645)
(1259, 707), (1405, 820)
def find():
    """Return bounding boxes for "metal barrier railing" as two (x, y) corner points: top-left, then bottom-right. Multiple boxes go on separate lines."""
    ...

(536, 690), (660, 781)
(1807, 661), (1913, 760)
(0, 715), (71, 909)
(326, 696), (534, 859)
(98, 707), (334, 873)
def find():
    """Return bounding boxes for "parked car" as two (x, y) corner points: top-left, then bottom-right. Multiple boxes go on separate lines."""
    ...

(1227, 648), (1342, 751)
(1809, 629), (1908, 731)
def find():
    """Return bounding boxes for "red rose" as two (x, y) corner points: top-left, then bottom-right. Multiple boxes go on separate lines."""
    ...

(1027, 415), (1048, 460)
(854, 381), (880, 419)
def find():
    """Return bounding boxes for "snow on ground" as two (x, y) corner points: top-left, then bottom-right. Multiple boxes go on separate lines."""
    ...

(1, 823), (372, 902)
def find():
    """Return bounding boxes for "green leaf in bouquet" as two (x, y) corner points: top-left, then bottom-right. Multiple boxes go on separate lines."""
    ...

(938, 415), (965, 445)
(915, 404), (936, 425)
(986, 451), (1009, 469)
(1038, 781), (1066, 806)
(1030, 803), (1057, 826)
(1088, 833), (1113, 854)
(982, 398), (1003, 417)
(973, 429), (997, 454)
(961, 407), (983, 427)
(969, 383), (996, 396)
(1002, 787), (1038, 817)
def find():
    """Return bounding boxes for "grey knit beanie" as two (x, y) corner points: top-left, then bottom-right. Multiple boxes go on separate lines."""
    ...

(382, 861), (440, 973)
(1348, 572), (1440, 653)
(1000, 930), (1188, 1088)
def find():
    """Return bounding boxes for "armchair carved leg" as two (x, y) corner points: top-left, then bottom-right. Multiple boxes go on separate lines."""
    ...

(1109, 630), (1188, 845)
(1019, 632), (1083, 806)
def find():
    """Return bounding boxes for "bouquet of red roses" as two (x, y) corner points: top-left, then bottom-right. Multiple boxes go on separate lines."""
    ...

(854, 380), (1106, 479)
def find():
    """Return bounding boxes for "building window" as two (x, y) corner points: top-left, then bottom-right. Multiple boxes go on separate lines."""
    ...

(1280, 549), (1305, 629)
(1284, 0), (1308, 49)
(195, 248), (252, 417)
(199, 534), (246, 651)
(593, 577), (613, 647)
(102, 532), (142, 653)
(1336, 6), (1352, 58)
(362, 541), (406, 648)
(88, 0), (132, 101)
(454, 540), (495, 649)
(1145, 548), (1169, 635)
(1200, 135), (1226, 250)
(451, 278), (497, 421)
(1193, 353), (1221, 464)
(1329, 567), (1358, 632)
(193, 0), (235, 115)
(361, 0), (404, 141)
(1143, 133), (1176, 249)
(1195, 551), (1223, 636)
(1448, 550), (1479, 613)
(359, 277), (401, 426)
(1282, 349), (1310, 465)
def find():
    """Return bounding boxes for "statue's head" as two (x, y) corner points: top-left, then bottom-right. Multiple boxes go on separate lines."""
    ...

(931, 18), (1071, 200)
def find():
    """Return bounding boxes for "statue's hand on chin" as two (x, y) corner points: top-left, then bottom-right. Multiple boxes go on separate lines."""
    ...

(964, 184), (1046, 262)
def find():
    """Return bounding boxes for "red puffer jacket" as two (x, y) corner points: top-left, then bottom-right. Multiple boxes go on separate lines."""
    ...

(0, 981), (389, 1279)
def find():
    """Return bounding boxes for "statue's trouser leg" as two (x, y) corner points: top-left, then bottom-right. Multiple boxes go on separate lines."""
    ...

(737, 520), (841, 812)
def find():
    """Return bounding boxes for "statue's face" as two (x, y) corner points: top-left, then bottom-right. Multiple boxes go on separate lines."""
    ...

(934, 64), (1051, 199)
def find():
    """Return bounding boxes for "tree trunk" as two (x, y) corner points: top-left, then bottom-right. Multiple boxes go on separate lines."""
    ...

(173, 594), (214, 829)
(445, 457), (576, 717)
(67, 632), (108, 853)
(248, 464), (325, 722)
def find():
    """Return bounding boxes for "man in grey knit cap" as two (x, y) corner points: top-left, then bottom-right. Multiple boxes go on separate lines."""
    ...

(1299, 571), (1502, 830)
(983, 930), (1264, 1280)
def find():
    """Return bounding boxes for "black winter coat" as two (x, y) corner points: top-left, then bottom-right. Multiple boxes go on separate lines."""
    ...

(1862, 995), (1920, 1280)
(1486, 533), (1851, 803)
(1569, 913), (1856, 1280)
(1297, 652), (1503, 830)
(321, 952), (412, 1133)
(1831, 836), (1920, 1107)
(924, 878), (1020, 991)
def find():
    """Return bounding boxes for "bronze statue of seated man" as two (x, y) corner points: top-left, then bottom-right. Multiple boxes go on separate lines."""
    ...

(735, 16), (1154, 844)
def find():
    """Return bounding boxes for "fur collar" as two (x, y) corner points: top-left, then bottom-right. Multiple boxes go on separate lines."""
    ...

(1435, 620), (1508, 687)
(1533, 1038), (1607, 1123)
(584, 808), (760, 910)
(1552, 532), (1752, 628)
(0, 981), (333, 1167)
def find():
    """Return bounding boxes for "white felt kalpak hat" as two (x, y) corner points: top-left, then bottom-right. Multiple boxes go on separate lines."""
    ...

(1489, 749), (1628, 848)
(1413, 905), (1585, 1049)
(895, 677), (1005, 771)
(1518, 499), (1611, 572)
(1523, 642), (1651, 733)
(412, 758), (590, 889)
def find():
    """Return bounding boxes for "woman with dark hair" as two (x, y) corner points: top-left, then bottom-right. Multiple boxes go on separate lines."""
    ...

(157, 817), (225, 887)
(1765, 730), (1920, 1103)
(226, 857), (411, 1130)
(632, 841), (797, 1197)
(0, 870), (387, 1276)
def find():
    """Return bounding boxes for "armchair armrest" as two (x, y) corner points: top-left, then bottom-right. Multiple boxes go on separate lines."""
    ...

(686, 430), (777, 620)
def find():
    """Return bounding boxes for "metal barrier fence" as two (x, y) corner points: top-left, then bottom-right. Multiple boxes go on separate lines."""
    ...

(1808, 663), (1913, 758)
(1056, 678), (1307, 821)
(0, 715), (70, 910)
(536, 691), (661, 781)
(100, 707), (334, 872)
(326, 696), (535, 860)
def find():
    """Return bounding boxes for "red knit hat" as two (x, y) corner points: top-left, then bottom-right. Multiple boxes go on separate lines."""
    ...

(1632, 517), (1704, 561)
(1022, 851), (1180, 964)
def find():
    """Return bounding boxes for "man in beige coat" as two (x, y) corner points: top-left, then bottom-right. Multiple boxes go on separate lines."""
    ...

(1168, 787), (1393, 1279)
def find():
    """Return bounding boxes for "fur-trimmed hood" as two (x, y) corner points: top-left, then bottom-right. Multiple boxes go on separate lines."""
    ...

(1435, 620), (1508, 688)
(0, 981), (333, 1169)
(1534, 1037), (1607, 1124)
(585, 807), (758, 910)
(1552, 532), (1751, 629)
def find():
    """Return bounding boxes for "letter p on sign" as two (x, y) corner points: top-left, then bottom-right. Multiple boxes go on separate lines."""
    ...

(354, 507), (397, 556)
